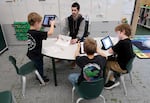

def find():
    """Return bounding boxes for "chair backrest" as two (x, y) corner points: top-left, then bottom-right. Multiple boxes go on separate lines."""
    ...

(9, 56), (19, 74)
(0, 91), (13, 103)
(126, 57), (135, 73)
(76, 78), (104, 99)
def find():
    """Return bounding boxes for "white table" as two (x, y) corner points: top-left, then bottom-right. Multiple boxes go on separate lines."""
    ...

(42, 37), (118, 86)
(42, 38), (77, 60)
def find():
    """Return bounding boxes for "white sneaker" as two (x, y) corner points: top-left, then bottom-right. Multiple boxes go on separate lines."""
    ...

(104, 81), (120, 90)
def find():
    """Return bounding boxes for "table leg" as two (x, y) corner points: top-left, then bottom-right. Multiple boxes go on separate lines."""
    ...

(52, 58), (57, 86)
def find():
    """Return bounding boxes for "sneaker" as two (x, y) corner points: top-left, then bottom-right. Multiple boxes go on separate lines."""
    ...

(39, 78), (49, 85)
(42, 78), (49, 83)
(36, 76), (47, 80)
(36, 76), (49, 84)
(104, 81), (120, 90)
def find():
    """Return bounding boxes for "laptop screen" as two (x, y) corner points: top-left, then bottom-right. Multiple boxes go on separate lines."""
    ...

(101, 36), (113, 50)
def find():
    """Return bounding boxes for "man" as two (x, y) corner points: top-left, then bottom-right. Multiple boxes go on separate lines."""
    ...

(62, 2), (85, 44)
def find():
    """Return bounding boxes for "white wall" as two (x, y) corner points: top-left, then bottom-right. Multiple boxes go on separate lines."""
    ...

(0, 0), (135, 45)
(0, 0), (135, 24)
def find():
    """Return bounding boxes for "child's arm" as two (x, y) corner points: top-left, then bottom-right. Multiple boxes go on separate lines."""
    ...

(97, 47), (107, 58)
(47, 20), (55, 36)
(74, 42), (81, 57)
(108, 48), (114, 54)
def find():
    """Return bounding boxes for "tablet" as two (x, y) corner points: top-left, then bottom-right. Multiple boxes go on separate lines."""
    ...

(42, 15), (56, 27)
(80, 42), (84, 54)
(101, 36), (113, 50)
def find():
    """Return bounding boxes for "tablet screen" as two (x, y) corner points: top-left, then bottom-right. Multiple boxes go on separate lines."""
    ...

(42, 15), (56, 27)
(101, 36), (113, 50)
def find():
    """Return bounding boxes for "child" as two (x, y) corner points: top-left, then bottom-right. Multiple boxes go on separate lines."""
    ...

(27, 12), (55, 83)
(104, 24), (135, 89)
(68, 37), (106, 86)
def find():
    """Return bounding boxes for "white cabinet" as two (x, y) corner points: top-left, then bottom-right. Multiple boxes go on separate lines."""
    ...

(11, 2), (28, 22)
(0, 3), (14, 24)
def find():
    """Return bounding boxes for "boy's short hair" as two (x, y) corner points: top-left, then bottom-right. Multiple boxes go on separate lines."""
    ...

(84, 37), (97, 55)
(72, 2), (80, 10)
(115, 24), (131, 37)
(28, 12), (42, 26)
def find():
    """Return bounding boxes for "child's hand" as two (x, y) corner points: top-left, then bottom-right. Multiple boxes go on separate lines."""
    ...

(47, 20), (55, 36)
(96, 47), (101, 53)
(50, 20), (55, 26)
(74, 42), (81, 57)
(77, 42), (81, 48)
(108, 48), (114, 54)
(97, 46), (107, 57)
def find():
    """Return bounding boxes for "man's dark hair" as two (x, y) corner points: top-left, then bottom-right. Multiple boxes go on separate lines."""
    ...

(72, 2), (80, 10)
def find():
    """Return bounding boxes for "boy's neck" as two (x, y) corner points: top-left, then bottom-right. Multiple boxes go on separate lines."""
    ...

(30, 26), (37, 30)
(121, 35), (129, 40)
(87, 55), (94, 59)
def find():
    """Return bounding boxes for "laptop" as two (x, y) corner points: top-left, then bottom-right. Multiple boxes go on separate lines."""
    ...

(42, 15), (56, 27)
(101, 36), (113, 50)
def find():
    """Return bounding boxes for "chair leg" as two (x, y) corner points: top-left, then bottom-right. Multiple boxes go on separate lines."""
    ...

(12, 93), (17, 103)
(129, 73), (133, 84)
(22, 76), (26, 97)
(120, 75), (127, 96)
(72, 87), (75, 103)
(76, 98), (83, 103)
(35, 70), (45, 85)
(100, 95), (106, 103)
(106, 70), (113, 83)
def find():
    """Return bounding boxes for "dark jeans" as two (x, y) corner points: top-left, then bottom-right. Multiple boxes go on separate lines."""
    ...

(31, 57), (44, 78)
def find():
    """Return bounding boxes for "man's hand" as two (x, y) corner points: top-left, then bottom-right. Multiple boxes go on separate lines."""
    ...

(70, 39), (78, 44)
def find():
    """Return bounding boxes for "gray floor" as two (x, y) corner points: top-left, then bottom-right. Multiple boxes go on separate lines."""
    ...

(0, 45), (150, 103)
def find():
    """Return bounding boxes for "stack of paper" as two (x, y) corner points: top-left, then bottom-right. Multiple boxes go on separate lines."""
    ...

(55, 35), (71, 46)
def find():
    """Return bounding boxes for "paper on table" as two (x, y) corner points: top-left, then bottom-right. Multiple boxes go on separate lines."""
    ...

(45, 46), (62, 53)
(55, 35), (71, 46)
